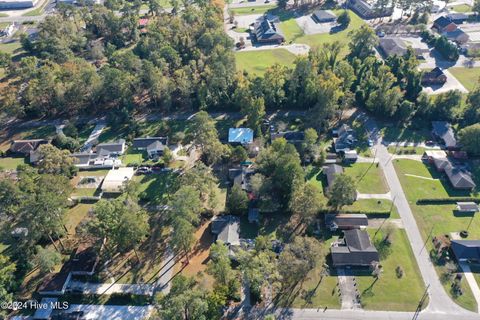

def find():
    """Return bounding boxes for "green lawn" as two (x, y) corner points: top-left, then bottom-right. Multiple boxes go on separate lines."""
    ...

(228, 4), (277, 15)
(294, 10), (366, 56)
(235, 49), (297, 75)
(436, 261), (477, 312)
(450, 4), (472, 12)
(344, 162), (389, 194)
(381, 125), (432, 144)
(393, 159), (479, 311)
(77, 169), (109, 177)
(0, 157), (27, 170)
(0, 13), (8, 17)
(280, 18), (304, 43)
(22, 0), (48, 16)
(64, 204), (92, 234)
(134, 172), (177, 204)
(0, 41), (23, 55)
(356, 229), (426, 311)
(343, 199), (399, 218)
(71, 188), (100, 197)
(290, 269), (341, 309)
(121, 148), (147, 165)
(387, 146), (429, 155)
(450, 68), (480, 91)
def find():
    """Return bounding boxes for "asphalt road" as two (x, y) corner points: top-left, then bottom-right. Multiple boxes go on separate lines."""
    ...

(364, 115), (476, 316)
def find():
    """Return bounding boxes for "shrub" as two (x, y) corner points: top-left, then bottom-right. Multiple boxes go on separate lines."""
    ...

(395, 265), (404, 278)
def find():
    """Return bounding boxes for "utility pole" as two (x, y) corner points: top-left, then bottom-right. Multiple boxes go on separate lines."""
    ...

(413, 284), (430, 320)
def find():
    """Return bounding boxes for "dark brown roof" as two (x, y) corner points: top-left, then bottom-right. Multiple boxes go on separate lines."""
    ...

(38, 262), (71, 294)
(71, 243), (99, 274)
(10, 139), (49, 155)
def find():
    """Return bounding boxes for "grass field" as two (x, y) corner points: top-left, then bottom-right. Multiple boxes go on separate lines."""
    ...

(450, 4), (472, 12)
(235, 49), (297, 75)
(0, 156), (26, 170)
(121, 148), (147, 165)
(450, 67), (480, 91)
(344, 162), (389, 194)
(0, 125), (55, 151)
(356, 229), (426, 311)
(0, 13), (8, 17)
(0, 41), (22, 55)
(381, 125), (432, 143)
(134, 172), (177, 204)
(228, 4), (277, 15)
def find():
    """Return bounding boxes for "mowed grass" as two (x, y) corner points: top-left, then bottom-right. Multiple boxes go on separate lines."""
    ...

(295, 10), (366, 56)
(450, 4), (472, 12)
(228, 4), (277, 15)
(393, 159), (479, 311)
(343, 199), (399, 218)
(356, 229), (426, 311)
(0, 156), (26, 170)
(344, 162), (389, 194)
(289, 269), (341, 309)
(235, 49), (297, 75)
(449, 67), (480, 91)
(280, 18), (304, 42)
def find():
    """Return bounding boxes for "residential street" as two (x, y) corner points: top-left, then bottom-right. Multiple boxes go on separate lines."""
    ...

(365, 116), (475, 315)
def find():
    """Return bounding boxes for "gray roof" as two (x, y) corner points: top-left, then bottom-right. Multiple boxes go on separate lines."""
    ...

(326, 213), (368, 229)
(211, 215), (240, 246)
(379, 38), (428, 57)
(447, 13), (469, 21)
(334, 125), (356, 152)
(312, 10), (337, 22)
(331, 229), (379, 267)
(443, 29), (469, 43)
(96, 139), (125, 154)
(445, 163), (476, 189)
(434, 16), (456, 29)
(71, 153), (96, 165)
(451, 240), (480, 261)
(433, 157), (450, 171)
(323, 164), (344, 188)
(132, 137), (168, 149)
(432, 121), (457, 148)
(456, 202), (479, 212)
(254, 15), (285, 42)
(10, 139), (49, 155)
(146, 140), (166, 152)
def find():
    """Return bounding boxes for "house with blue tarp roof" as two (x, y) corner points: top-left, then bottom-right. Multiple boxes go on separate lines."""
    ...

(228, 128), (254, 145)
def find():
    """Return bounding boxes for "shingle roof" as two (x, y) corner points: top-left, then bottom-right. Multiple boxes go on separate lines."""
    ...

(447, 13), (469, 21)
(146, 140), (166, 152)
(432, 121), (456, 148)
(323, 164), (344, 188)
(444, 163), (476, 189)
(326, 213), (368, 229)
(10, 139), (49, 155)
(211, 215), (240, 246)
(451, 240), (480, 261)
(331, 229), (379, 266)
(434, 16), (455, 29)
(254, 16), (284, 42)
(132, 137), (168, 149)
(312, 10), (337, 22)
(96, 139), (125, 154)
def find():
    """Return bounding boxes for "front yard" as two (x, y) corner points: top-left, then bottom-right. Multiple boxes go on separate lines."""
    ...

(449, 67), (480, 92)
(356, 229), (426, 311)
(0, 156), (26, 170)
(344, 162), (389, 194)
(393, 159), (479, 311)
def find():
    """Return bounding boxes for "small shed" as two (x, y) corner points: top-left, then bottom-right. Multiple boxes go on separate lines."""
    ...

(456, 202), (479, 213)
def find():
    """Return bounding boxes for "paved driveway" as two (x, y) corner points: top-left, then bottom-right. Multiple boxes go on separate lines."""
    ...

(65, 304), (153, 320)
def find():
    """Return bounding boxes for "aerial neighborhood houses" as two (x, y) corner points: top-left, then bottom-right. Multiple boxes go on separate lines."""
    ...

(422, 121), (476, 191)
(432, 14), (470, 45)
(347, 0), (393, 19)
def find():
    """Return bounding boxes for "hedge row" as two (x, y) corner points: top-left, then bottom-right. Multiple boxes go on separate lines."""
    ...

(319, 209), (391, 217)
(417, 198), (479, 205)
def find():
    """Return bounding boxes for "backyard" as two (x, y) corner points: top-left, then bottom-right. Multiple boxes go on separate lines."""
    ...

(228, 4), (277, 15)
(0, 156), (26, 170)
